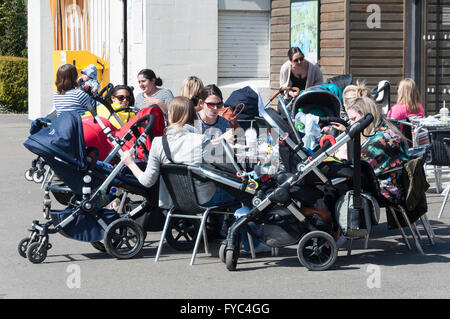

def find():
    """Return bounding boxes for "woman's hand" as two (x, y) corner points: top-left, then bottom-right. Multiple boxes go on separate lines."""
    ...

(144, 96), (167, 113)
(211, 130), (235, 146)
(121, 150), (135, 167)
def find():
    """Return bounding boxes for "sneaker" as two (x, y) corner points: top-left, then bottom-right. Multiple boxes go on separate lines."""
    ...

(336, 235), (347, 248)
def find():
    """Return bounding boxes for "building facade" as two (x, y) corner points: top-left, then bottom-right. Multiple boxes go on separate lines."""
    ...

(28, 0), (449, 118)
(271, 0), (450, 114)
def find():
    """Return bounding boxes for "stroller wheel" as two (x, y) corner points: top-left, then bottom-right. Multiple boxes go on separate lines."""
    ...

(24, 169), (34, 181)
(18, 237), (34, 258)
(225, 234), (241, 271)
(104, 219), (144, 259)
(26, 242), (47, 264)
(219, 241), (226, 263)
(32, 170), (44, 184)
(297, 231), (337, 271)
(91, 241), (106, 253)
(165, 218), (199, 251)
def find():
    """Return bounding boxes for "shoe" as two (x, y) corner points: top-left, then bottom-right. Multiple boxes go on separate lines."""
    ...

(336, 235), (347, 248)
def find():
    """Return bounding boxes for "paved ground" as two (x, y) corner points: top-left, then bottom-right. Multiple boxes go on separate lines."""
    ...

(1, 114), (450, 300)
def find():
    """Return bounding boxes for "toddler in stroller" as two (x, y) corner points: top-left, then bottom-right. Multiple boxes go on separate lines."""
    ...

(18, 102), (165, 263)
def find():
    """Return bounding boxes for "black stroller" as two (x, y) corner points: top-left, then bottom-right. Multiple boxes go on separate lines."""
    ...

(215, 87), (375, 271)
(18, 109), (162, 263)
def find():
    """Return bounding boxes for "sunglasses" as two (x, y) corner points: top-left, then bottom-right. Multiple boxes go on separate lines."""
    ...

(205, 101), (224, 109)
(114, 95), (131, 102)
(292, 56), (304, 63)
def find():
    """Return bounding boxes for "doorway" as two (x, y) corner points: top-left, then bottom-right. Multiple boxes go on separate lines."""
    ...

(421, 0), (450, 114)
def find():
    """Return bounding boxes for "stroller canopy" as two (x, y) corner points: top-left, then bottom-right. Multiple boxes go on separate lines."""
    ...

(24, 111), (89, 194)
(24, 111), (88, 169)
(292, 86), (342, 118)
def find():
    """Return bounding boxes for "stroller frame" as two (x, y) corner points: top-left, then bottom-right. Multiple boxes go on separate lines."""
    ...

(19, 106), (157, 263)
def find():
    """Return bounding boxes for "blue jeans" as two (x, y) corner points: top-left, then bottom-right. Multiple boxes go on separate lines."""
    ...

(202, 187), (235, 207)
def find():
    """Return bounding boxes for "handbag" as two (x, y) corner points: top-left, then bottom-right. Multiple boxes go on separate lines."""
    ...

(218, 103), (245, 129)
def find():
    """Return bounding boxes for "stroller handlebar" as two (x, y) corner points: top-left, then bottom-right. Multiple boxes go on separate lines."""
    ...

(347, 113), (374, 139)
(318, 116), (349, 127)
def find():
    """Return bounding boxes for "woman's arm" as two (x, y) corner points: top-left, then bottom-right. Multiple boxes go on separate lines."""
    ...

(121, 141), (161, 187)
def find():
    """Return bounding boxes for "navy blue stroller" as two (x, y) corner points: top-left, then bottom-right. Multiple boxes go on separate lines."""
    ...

(18, 111), (160, 263)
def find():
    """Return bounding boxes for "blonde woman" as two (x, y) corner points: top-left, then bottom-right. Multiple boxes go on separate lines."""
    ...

(336, 97), (410, 204)
(342, 80), (372, 111)
(387, 78), (424, 121)
(180, 76), (204, 112)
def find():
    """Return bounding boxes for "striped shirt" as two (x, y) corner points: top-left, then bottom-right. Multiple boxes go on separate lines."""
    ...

(53, 88), (90, 117)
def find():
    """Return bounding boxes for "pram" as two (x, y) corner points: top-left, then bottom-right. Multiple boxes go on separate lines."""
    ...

(18, 104), (163, 263)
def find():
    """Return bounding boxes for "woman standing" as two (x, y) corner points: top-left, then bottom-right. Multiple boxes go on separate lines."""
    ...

(279, 47), (323, 97)
(135, 69), (174, 115)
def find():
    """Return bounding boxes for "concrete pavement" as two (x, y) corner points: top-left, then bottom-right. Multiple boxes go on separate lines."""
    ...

(1, 114), (450, 299)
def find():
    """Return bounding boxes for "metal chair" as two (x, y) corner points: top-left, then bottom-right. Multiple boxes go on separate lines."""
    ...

(154, 163), (253, 265)
(425, 127), (450, 193)
(346, 160), (435, 255)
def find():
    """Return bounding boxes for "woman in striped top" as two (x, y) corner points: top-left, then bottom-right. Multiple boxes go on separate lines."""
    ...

(53, 64), (90, 117)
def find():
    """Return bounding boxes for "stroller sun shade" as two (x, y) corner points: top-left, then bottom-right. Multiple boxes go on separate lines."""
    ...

(292, 87), (341, 118)
(24, 111), (89, 194)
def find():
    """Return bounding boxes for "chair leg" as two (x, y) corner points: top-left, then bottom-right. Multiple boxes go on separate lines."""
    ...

(420, 216), (435, 246)
(271, 247), (279, 257)
(190, 209), (210, 266)
(347, 238), (353, 256)
(389, 207), (412, 250)
(434, 165), (442, 193)
(398, 206), (425, 255)
(438, 186), (450, 219)
(423, 214), (436, 240)
(247, 232), (256, 259)
(412, 222), (423, 241)
(155, 208), (173, 263)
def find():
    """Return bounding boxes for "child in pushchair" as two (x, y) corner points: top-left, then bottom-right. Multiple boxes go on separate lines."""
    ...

(18, 96), (166, 263)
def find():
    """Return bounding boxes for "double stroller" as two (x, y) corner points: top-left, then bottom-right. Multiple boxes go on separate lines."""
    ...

(18, 92), (169, 263)
(216, 85), (434, 271)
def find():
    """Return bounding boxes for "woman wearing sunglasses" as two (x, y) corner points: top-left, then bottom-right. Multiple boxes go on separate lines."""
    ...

(279, 47), (323, 97)
(84, 85), (135, 129)
(196, 84), (234, 145)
